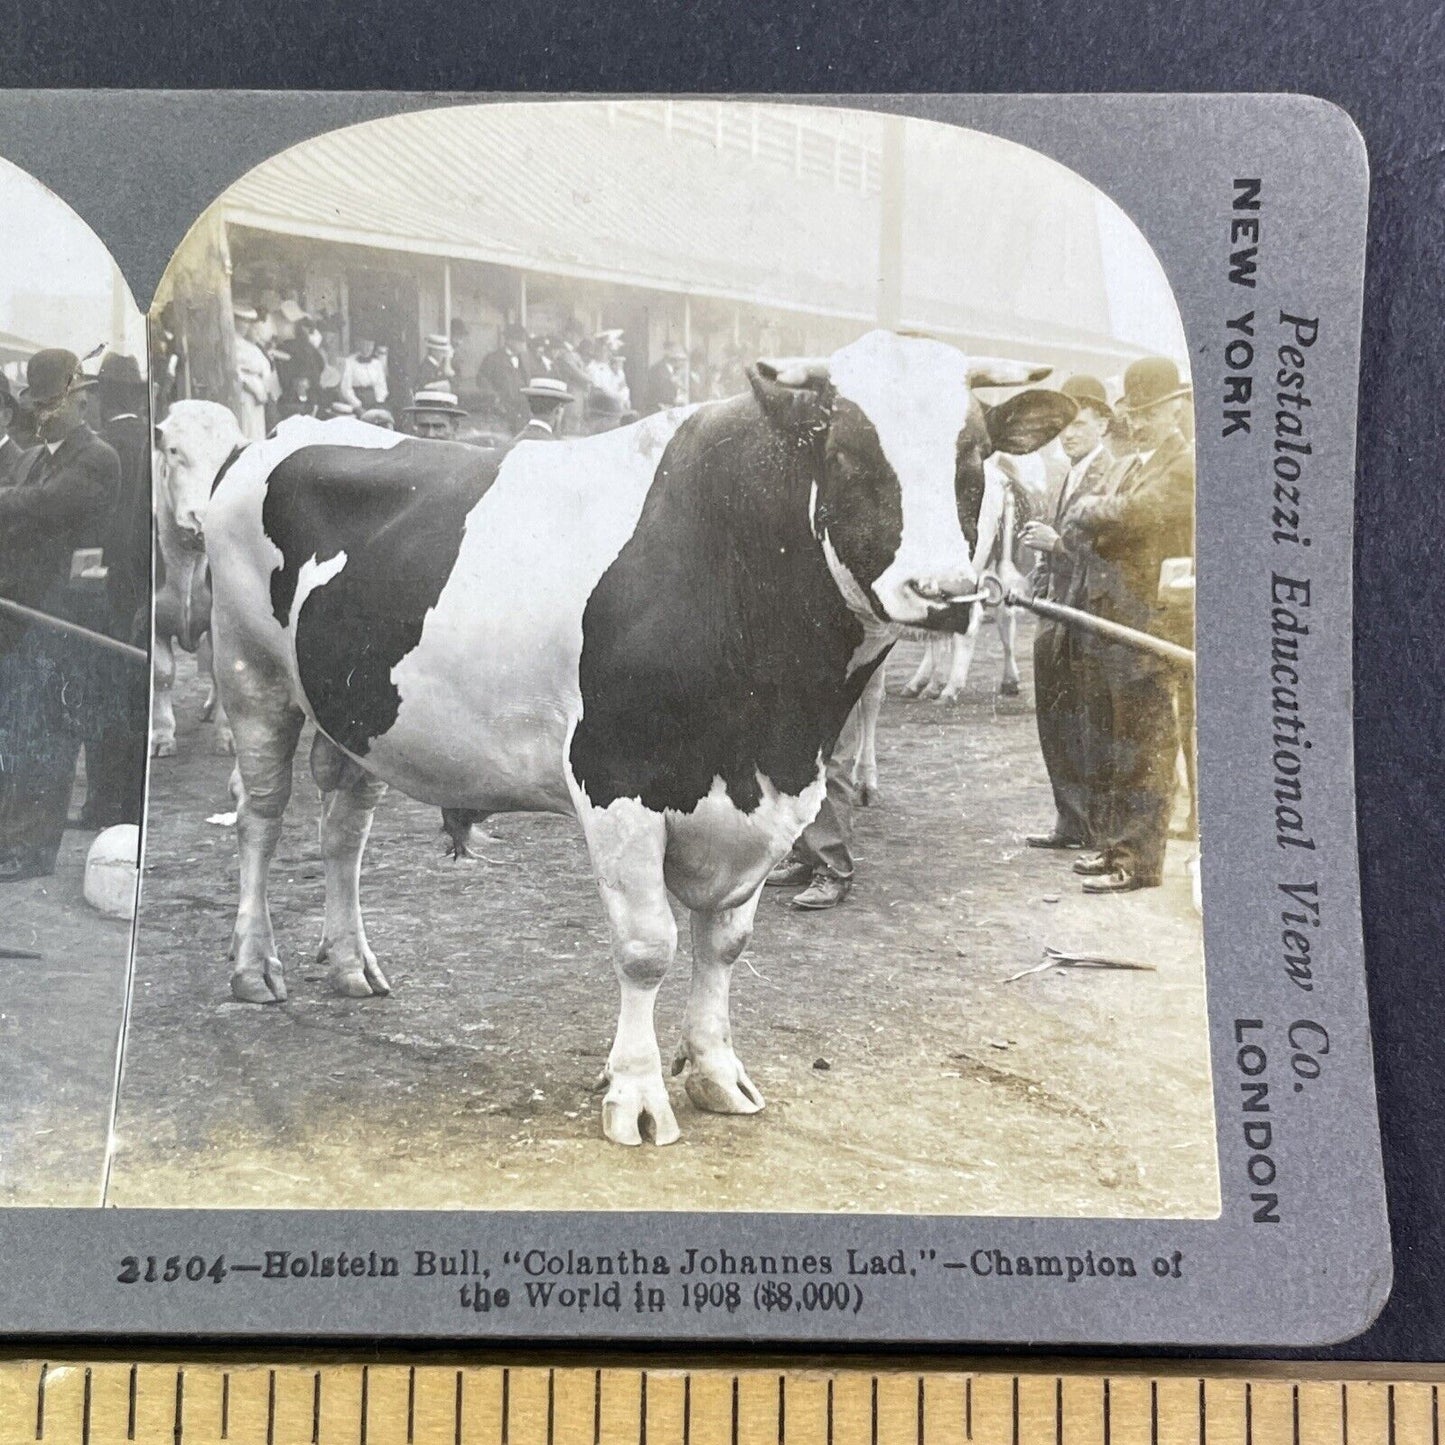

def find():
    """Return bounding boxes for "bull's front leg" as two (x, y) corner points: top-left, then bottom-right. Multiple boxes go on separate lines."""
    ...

(938, 614), (981, 703)
(578, 800), (681, 1146)
(310, 733), (390, 998)
(996, 603), (1022, 696)
(150, 631), (178, 757)
(673, 893), (765, 1116)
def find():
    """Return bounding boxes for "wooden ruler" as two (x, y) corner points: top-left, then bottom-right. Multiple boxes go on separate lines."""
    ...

(0, 1358), (1440, 1445)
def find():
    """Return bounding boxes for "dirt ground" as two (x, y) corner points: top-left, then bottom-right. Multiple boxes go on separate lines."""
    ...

(109, 626), (1218, 1216)
(0, 783), (133, 1207)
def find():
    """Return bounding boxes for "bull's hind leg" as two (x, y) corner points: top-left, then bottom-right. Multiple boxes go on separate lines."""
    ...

(576, 800), (680, 1146)
(150, 632), (178, 757)
(310, 733), (390, 998)
(997, 605), (1022, 696)
(900, 638), (935, 698)
(223, 674), (304, 1004)
(847, 664), (885, 805)
(673, 892), (765, 1116)
(198, 632), (235, 754)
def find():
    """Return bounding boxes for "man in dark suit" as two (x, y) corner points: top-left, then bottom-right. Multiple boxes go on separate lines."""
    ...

(79, 352), (152, 828)
(0, 376), (28, 488)
(0, 349), (121, 881)
(476, 323), (534, 433)
(1061, 357), (1194, 894)
(1018, 375), (1116, 851)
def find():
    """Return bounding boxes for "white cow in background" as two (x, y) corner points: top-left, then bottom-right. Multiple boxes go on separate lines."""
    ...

(842, 449), (1051, 803)
(152, 399), (246, 757)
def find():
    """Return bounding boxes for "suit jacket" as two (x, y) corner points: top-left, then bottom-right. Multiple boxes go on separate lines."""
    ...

(99, 412), (153, 635)
(512, 419), (560, 444)
(0, 434), (30, 489)
(0, 423), (121, 620)
(477, 347), (531, 431)
(1061, 431), (1194, 645)
(1031, 446), (1114, 604)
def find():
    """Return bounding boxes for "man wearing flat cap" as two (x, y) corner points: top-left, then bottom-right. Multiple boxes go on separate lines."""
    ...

(1061, 356), (1194, 895)
(0, 348), (121, 881)
(1019, 374), (1117, 853)
(402, 386), (469, 441)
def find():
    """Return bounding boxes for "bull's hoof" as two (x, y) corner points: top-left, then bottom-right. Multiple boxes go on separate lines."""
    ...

(999, 678), (1022, 697)
(936, 689), (963, 705)
(602, 1070), (680, 1146)
(230, 958), (287, 1004)
(857, 781), (881, 807)
(673, 1041), (765, 1116)
(319, 943), (391, 998)
(899, 683), (925, 699)
(150, 735), (177, 758)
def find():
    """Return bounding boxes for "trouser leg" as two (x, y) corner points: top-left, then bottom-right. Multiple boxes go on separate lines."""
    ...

(1033, 622), (1091, 844)
(1104, 661), (1177, 883)
(791, 752), (855, 880)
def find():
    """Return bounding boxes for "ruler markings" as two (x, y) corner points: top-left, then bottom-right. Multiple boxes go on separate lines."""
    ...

(8, 1367), (1445, 1445)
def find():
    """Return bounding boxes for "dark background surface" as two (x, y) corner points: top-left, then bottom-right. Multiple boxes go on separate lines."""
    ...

(2, 0), (1441, 1362)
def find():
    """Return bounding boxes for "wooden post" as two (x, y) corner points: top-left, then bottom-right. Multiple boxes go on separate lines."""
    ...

(682, 295), (693, 403)
(518, 273), (528, 330)
(442, 260), (453, 335)
(155, 209), (242, 418)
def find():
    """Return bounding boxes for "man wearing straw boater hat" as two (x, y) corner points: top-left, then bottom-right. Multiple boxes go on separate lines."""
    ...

(0, 349), (120, 880)
(401, 385), (468, 441)
(418, 332), (456, 392)
(1061, 355), (1194, 895)
(1019, 374), (1118, 853)
(514, 376), (574, 443)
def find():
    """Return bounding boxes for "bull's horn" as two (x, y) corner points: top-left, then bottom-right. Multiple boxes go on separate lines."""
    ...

(967, 359), (1054, 388)
(757, 357), (831, 387)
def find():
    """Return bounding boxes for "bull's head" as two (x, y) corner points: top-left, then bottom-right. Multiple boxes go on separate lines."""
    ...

(154, 399), (247, 551)
(749, 330), (1075, 629)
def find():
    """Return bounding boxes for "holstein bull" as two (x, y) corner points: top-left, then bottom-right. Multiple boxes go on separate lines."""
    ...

(153, 399), (246, 756)
(205, 330), (1074, 1146)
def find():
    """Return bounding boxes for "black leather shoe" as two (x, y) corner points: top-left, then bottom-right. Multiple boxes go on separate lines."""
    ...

(0, 852), (54, 883)
(766, 857), (814, 888)
(1025, 832), (1085, 850)
(789, 873), (852, 910)
(1082, 869), (1160, 894)
(1071, 852), (1112, 876)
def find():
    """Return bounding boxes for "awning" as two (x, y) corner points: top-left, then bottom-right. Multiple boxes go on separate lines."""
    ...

(214, 102), (1184, 371)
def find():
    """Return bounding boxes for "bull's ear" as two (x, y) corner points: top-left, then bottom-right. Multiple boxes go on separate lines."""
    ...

(748, 360), (833, 433)
(984, 390), (1077, 456)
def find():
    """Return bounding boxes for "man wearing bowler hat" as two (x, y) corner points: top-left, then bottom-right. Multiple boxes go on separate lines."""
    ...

(80, 352), (152, 828)
(0, 349), (121, 880)
(1061, 356), (1194, 895)
(1019, 374), (1118, 852)
(402, 385), (469, 441)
